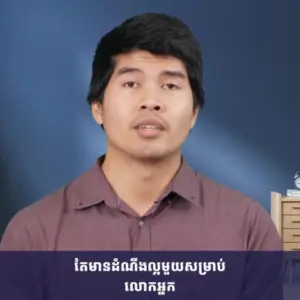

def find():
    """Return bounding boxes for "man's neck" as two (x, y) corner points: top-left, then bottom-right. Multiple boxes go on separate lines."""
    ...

(101, 149), (182, 215)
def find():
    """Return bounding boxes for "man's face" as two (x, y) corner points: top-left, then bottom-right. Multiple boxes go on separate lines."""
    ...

(92, 50), (199, 161)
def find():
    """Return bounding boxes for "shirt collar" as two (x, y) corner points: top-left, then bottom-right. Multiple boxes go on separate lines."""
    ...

(71, 154), (201, 210)
(170, 158), (201, 207)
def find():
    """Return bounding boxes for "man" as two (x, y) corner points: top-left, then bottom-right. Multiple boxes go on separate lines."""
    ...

(0, 12), (284, 300)
(0, 13), (281, 252)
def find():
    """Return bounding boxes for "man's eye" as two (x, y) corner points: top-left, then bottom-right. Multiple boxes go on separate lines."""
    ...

(162, 83), (179, 90)
(123, 82), (138, 88)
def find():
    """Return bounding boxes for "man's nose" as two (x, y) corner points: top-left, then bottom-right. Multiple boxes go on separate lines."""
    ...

(138, 87), (165, 112)
(140, 102), (162, 111)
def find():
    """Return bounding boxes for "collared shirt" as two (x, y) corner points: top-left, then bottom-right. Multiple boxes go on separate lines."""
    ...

(0, 155), (282, 251)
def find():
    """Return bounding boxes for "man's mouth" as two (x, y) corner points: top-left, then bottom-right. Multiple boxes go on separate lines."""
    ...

(139, 125), (159, 130)
(134, 119), (165, 138)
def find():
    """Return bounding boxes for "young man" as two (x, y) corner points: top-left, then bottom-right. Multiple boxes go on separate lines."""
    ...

(0, 13), (281, 252)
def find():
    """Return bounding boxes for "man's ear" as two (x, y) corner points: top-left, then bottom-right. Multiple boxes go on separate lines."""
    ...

(91, 102), (103, 125)
(190, 107), (200, 130)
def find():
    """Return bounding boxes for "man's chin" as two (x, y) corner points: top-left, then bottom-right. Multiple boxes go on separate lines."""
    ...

(136, 154), (166, 163)
(131, 149), (175, 163)
(130, 149), (162, 159)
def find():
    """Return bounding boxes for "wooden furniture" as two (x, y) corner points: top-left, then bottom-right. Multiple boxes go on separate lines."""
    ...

(271, 191), (300, 250)
(271, 192), (300, 284)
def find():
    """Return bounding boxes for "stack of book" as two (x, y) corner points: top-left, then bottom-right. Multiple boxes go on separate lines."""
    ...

(287, 189), (300, 198)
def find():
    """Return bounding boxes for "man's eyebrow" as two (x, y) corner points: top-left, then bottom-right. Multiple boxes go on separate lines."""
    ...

(160, 70), (186, 79)
(115, 67), (143, 76)
(114, 67), (187, 79)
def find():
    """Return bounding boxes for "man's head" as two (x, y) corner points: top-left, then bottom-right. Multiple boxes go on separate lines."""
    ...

(87, 13), (204, 162)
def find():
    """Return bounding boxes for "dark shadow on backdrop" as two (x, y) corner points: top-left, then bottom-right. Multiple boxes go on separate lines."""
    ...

(0, 156), (20, 238)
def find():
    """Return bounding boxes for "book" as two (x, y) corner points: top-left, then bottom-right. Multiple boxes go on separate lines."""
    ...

(287, 189), (300, 198)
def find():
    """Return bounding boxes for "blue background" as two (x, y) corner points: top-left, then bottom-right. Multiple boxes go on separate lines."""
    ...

(0, 0), (299, 236)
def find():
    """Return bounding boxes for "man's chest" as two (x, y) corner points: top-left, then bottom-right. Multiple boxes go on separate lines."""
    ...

(54, 205), (247, 251)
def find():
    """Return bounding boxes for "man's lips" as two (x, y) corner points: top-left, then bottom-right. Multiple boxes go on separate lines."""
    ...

(134, 118), (165, 131)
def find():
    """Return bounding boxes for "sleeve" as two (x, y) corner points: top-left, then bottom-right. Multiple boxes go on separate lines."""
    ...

(247, 201), (282, 251)
(0, 212), (40, 300)
(0, 211), (33, 251)
(240, 201), (284, 300)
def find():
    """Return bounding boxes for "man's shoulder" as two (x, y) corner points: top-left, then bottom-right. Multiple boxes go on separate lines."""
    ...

(11, 166), (96, 221)
(196, 171), (258, 210)
(10, 186), (67, 224)
(0, 166), (96, 250)
(195, 171), (281, 250)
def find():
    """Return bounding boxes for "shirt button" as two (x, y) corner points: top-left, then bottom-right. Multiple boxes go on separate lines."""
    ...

(138, 220), (144, 227)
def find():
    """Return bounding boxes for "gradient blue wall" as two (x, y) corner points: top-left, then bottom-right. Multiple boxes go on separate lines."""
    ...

(1, 0), (299, 236)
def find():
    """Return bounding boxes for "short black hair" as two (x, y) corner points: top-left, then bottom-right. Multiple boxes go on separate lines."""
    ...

(87, 13), (204, 110)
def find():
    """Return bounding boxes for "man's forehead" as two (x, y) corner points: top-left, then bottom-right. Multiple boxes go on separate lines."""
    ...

(113, 51), (187, 76)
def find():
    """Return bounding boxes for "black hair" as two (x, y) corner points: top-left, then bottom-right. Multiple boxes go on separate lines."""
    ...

(87, 13), (204, 110)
